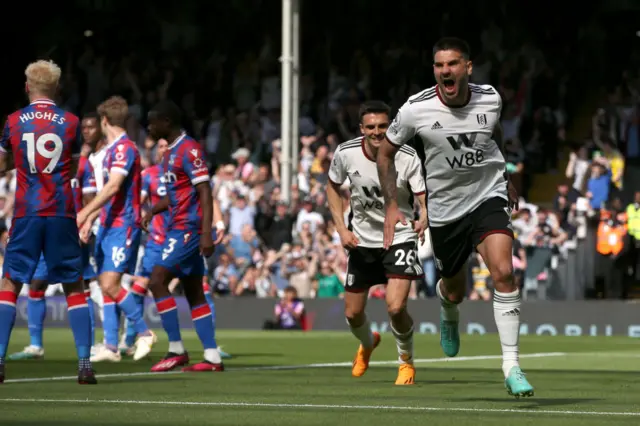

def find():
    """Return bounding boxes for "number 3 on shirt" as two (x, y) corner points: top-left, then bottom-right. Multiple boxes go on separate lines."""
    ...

(22, 132), (63, 174)
(162, 238), (178, 260)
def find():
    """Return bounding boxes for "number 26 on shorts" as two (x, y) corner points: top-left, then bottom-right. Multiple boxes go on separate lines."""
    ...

(394, 248), (417, 266)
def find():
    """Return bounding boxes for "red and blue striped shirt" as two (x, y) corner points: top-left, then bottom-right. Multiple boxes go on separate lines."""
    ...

(141, 164), (169, 244)
(99, 133), (142, 229)
(162, 134), (210, 233)
(0, 99), (82, 218)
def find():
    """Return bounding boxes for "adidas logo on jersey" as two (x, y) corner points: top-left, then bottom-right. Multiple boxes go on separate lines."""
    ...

(352, 170), (360, 176)
(431, 121), (442, 130)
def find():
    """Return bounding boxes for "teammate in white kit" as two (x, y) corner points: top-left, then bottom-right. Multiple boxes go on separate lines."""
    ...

(377, 37), (534, 397)
(327, 101), (427, 385)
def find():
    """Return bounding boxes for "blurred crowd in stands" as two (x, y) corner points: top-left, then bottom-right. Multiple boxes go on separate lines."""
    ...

(0, 0), (638, 310)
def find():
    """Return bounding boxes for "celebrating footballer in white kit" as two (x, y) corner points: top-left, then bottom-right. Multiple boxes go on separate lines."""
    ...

(377, 37), (534, 398)
(327, 100), (427, 385)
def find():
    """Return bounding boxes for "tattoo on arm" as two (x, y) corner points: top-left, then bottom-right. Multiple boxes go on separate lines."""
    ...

(377, 147), (398, 206)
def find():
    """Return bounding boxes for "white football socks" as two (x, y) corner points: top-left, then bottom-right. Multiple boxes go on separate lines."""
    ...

(436, 279), (459, 322)
(493, 289), (521, 377)
(348, 316), (374, 349)
(204, 348), (221, 364)
(390, 323), (414, 364)
(168, 341), (185, 355)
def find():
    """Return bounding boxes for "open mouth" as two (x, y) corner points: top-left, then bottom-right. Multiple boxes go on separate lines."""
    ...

(442, 78), (456, 94)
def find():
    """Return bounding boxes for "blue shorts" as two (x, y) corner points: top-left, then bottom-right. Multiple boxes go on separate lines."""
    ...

(4, 216), (82, 284)
(82, 240), (97, 280)
(32, 254), (48, 282)
(33, 243), (96, 282)
(138, 239), (164, 278)
(156, 230), (205, 278)
(95, 226), (141, 274)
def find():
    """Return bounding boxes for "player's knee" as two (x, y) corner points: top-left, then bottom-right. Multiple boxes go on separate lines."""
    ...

(441, 277), (466, 303)
(344, 303), (365, 325)
(0, 277), (20, 293)
(63, 280), (84, 294)
(98, 275), (120, 297)
(490, 262), (514, 287)
(147, 279), (165, 298)
(386, 300), (407, 319)
(30, 279), (48, 291)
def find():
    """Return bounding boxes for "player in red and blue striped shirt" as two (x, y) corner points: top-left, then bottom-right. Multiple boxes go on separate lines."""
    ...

(143, 100), (221, 372)
(0, 60), (95, 384)
(114, 138), (172, 352)
(8, 133), (100, 362)
(138, 139), (171, 279)
(76, 96), (156, 363)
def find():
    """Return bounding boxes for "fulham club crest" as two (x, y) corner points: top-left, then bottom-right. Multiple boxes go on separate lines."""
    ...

(476, 114), (487, 127)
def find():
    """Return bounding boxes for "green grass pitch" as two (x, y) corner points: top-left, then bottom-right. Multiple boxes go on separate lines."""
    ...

(1, 329), (639, 425)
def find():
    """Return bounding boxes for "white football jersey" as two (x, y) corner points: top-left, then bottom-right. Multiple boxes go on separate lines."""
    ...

(89, 146), (107, 191)
(88, 146), (107, 235)
(329, 137), (425, 248)
(386, 83), (507, 227)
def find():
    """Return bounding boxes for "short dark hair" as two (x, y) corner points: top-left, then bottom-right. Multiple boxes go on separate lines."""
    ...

(82, 112), (99, 121)
(358, 100), (391, 122)
(151, 100), (182, 127)
(433, 37), (471, 60)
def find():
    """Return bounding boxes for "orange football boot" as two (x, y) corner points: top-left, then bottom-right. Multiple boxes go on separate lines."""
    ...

(394, 360), (416, 385)
(351, 331), (381, 377)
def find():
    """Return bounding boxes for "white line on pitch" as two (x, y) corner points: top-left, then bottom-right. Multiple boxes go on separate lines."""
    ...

(0, 397), (637, 417)
(238, 351), (567, 370)
(3, 352), (565, 384)
(567, 351), (640, 358)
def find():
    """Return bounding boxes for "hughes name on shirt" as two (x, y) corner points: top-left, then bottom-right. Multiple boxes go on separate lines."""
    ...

(19, 111), (66, 125)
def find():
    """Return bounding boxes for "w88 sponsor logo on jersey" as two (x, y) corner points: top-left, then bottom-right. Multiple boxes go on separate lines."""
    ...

(360, 185), (384, 210)
(445, 132), (484, 169)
